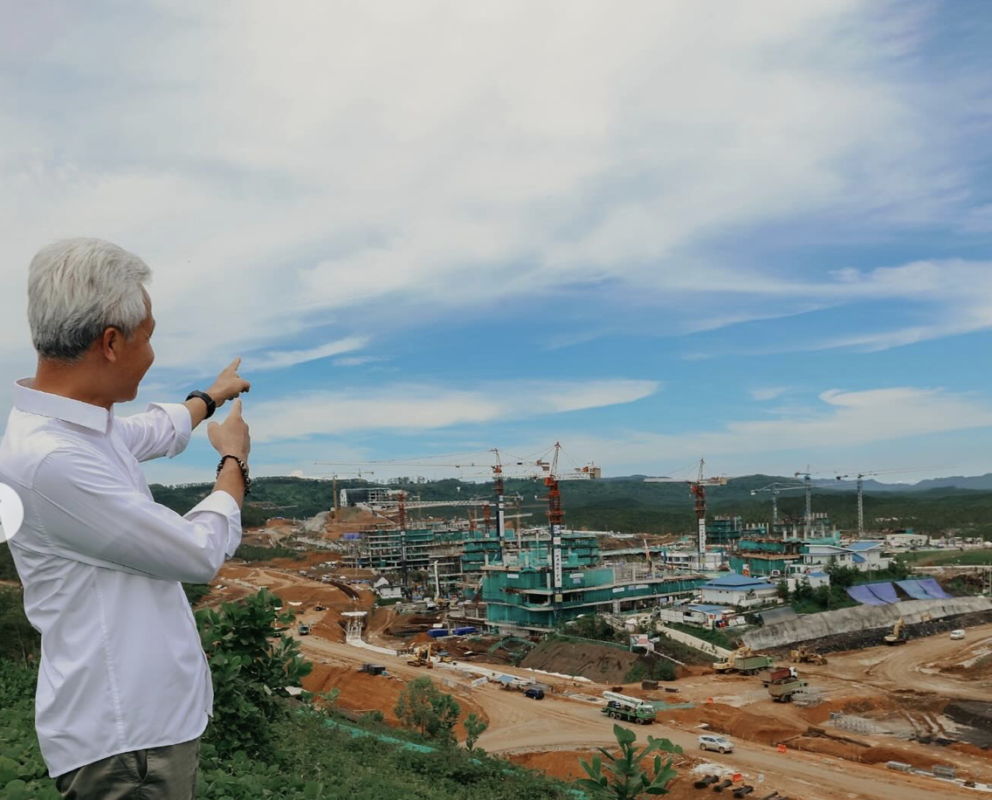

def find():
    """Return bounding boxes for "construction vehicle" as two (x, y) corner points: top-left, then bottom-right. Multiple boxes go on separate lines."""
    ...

(298, 623), (310, 636)
(436, 650), (454, 664)
(358, 663), (386, 676)
(789, 646), (827, 665)
(601, 691), (656, 725)
(714, 646), (774, 675)
(407, 644), (434, 668)
(767, 670), (808, 703)
(884, 618), (907, 646)
(760, 667), (796, 686)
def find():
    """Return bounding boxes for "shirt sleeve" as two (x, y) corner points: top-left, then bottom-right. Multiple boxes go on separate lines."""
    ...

(32, 446), (242, 583)
(113, 403), (192, 463)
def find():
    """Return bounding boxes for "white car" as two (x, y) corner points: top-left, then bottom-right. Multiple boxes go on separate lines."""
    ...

(698, 735), (734, 754)
(950, 629), (966, 640)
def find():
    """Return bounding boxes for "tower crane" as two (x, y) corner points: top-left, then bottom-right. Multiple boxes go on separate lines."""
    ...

(793, 467), (817, 539)
(645, 459), (728, 565)
(312, 471), (375, 519)
(750, 482), (805, 531)
(834, 467), (942, 537)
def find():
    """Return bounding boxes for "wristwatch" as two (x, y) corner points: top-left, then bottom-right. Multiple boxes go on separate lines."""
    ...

(186, 390), (217, 419)
(217, 454), (251, 496)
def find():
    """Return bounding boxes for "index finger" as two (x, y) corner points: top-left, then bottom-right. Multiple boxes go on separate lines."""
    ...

(227, 356), (242, 372)
(229, 398), (243, 417)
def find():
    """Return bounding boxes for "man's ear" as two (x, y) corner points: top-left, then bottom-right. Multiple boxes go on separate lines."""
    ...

(100, 327), (123, 363)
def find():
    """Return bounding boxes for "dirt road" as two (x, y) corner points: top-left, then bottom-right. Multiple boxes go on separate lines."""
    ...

(802, 623), (992, 702)
(296, 635), (977, 800)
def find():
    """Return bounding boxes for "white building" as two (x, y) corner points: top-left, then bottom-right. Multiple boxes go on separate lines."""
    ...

(699, 574), (779, 608)
(803, 541), (890, 573)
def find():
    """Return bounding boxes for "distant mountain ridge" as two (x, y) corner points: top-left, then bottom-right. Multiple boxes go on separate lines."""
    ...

(814, 473), (992, 493)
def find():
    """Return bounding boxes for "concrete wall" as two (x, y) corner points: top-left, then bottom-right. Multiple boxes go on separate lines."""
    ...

(656, 623), (733, 659)
(743, 596), (992, 650)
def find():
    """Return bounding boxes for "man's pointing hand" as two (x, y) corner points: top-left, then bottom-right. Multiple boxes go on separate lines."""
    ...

(208, 357), (251, 408)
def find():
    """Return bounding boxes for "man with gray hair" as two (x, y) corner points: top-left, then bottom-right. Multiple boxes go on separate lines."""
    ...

(0, 238), (252, 799)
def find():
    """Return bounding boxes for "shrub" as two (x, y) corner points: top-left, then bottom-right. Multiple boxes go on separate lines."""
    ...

(196, 588), (312, 759)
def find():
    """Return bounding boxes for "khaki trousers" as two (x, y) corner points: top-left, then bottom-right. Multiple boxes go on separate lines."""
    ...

(54, 737), (201, 800)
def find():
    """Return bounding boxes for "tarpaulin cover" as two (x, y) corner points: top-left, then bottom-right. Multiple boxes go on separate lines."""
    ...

(896, 580), (932, 601)
(847, 585), (887, 605)
(917, 577), (953, 599)
(866, 582), (899, 604)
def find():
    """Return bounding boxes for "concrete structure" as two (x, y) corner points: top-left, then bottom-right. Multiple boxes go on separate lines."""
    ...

(699, 573), (779, 608)
(707, 516), (767, 546)
(884, 531), (929, 548)
(482, 539), (705, 633)
(743, 596), (992, 650)
(657, 547), (725, 572)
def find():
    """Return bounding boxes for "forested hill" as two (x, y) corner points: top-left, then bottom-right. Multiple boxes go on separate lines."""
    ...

(148, 474), (992, 538)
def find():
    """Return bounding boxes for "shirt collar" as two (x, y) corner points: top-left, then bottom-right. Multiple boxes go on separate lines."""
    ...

(14, 378), (113, 434)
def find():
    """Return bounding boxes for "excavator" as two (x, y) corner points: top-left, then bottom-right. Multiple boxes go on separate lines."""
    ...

(789, 645), (828, 665)
(407, 643), (435, 668)
(884, 618), (907, 646)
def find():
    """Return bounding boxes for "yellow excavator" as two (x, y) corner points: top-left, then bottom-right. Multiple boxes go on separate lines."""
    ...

(789, 646), (828, 665)
(884, 618), (907, 646)
(407, 643), (435, 668)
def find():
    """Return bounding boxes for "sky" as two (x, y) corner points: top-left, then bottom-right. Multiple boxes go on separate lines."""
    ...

(1, 0), (992, 486)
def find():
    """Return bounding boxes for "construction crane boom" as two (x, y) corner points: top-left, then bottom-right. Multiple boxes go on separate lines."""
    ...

(750, 482), (805, 530)
(645, 459), (728, 564)
(834, 466), (943, 536)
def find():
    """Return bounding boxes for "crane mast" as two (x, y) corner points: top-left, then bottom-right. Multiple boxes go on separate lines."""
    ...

(645, 458), (727, 567)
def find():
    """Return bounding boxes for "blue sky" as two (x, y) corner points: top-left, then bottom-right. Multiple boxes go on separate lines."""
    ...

(1, 1), (992, 485)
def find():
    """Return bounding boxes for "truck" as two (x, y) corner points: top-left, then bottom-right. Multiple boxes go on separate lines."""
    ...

(714, 646), (774, 675)
(767, 677), (808, 702)
(601, 691), (656, 725)
(760, 667), (795, 686)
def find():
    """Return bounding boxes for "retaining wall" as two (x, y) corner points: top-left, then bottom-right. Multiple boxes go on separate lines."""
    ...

(656, 624), (733, 659)
(743, 596), (991, 650)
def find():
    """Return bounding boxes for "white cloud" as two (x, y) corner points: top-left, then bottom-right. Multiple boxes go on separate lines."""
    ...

(246, 379), (659, 442)
(333, 356), (386, 367)
(750, 387), (790, 402)
(0, 1), (983, 370)
(550, 387), (992, 475)
(248, 336), (369, 371)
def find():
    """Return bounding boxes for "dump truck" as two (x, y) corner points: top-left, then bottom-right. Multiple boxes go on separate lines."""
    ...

(760, 667), (795, 686)
(767, 676), (808, 702)
(884, 618), (907, 646)
(790, 645), (827, 665)
(601, 691), (656, 725)
(714, 646), (774, 675)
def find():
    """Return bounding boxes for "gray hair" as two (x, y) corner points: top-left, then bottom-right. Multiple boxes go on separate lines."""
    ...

(28, 238), (153, 362)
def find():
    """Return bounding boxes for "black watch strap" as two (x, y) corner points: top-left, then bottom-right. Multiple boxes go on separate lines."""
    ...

(217, 454), (251, 496)
(186, 390), (216, 419)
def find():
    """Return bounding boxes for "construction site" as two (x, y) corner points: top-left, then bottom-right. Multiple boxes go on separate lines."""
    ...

(203, 448), (992, 800)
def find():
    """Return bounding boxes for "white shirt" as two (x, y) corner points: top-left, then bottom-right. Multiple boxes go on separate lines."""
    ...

(0, 380), (242, 778)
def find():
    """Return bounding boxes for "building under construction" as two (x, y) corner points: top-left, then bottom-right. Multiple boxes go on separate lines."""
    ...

(481, 535), (706, 633)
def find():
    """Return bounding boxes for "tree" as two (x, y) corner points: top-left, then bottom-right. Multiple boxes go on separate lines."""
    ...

(0, 587), (39, 666)
(395, 676), (461, 744)
(775, 580), (790, 600)
(464, 712), (488, 750)
(195, 588), (313, 759)
(578, 724), (680, 798)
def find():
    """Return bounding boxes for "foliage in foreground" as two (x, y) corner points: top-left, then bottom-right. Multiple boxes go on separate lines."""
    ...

(579, 724), (680, 799)
(195, 588), (313, 759)
(0, 659), (569, 800)
(395, 677), (461, 744)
